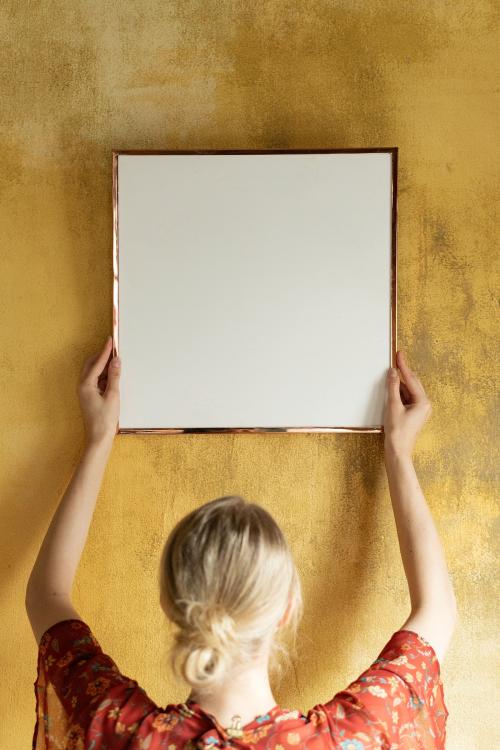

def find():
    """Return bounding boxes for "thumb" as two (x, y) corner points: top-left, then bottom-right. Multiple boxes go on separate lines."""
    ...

(387, 367), (401, 403)
(105, 356), (121, 395)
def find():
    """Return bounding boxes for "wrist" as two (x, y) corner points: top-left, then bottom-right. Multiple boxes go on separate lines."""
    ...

(384, 439), (413, 465)
(84, 435), (115, 457)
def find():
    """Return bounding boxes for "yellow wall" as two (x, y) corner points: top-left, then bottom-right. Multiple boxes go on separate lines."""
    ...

(2, 2), (498, 747)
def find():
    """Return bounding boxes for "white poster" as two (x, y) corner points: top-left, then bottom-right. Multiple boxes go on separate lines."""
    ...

(112, 150), (397, 434)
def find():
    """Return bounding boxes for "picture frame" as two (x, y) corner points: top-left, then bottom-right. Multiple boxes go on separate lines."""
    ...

(112, 148), (397, 434)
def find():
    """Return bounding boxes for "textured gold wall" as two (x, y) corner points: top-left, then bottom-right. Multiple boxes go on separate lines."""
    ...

(2, 2), (498, 747)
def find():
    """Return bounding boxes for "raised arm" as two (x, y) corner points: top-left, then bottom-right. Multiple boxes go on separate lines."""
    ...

(383, 351), (458, 665)
(25, 337), (121, 644)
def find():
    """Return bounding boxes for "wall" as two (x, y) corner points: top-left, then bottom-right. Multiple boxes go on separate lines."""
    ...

(1, 2), (498, 747)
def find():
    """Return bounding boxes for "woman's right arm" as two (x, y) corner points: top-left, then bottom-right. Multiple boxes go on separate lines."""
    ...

(384, 351), (458, 665)
(308, 355), (454, 745)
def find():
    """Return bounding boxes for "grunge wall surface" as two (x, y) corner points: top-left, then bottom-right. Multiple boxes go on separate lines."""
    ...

(1, 2), (498, 747)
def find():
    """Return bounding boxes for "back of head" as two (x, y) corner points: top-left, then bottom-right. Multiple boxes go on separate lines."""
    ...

(158, 495), (303, 695)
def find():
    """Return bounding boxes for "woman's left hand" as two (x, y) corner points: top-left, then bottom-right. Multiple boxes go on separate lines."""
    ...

(78, 336), (121, 446)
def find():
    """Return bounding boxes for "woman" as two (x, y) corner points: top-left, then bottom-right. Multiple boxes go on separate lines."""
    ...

(26, 338), (457, 749)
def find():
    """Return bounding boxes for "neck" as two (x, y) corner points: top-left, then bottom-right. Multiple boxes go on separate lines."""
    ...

(187, 658), (278, 728)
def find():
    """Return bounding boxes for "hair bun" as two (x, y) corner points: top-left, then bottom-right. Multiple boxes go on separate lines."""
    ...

(177, 600), (238, 689)
(184, 643), (227, 687)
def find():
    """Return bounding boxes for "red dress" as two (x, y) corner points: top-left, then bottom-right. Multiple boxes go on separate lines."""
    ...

(33, 619), (448, 749)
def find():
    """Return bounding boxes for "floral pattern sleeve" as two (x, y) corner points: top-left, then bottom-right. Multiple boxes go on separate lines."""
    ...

(33, 618), (158, 749)
(309, 629), (449, 750)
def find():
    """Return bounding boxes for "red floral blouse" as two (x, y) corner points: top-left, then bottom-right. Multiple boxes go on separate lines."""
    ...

(33, 619), (448, 749)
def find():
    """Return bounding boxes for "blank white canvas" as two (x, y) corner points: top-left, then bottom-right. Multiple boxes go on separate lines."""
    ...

(116, 152), (394, 431)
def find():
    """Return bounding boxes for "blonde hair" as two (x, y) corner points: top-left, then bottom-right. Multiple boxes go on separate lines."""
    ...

(158, 495), (303, 695)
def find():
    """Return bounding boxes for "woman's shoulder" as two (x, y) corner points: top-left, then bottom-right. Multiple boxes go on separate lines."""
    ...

(306, 629), (448, 749)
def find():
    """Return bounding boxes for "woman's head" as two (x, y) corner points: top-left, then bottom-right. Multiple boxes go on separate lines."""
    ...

(158, 495), (303, 695)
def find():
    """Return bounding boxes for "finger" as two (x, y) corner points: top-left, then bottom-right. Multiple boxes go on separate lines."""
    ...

(105, 355), (121, 396)
(399, 380), (411, 405)
(80, 337), (111, 379)
(387, 367), (402, 405)
(80, 353), (97, 382)
(83, 337), (113, 386)
(396, 351), (427, 402)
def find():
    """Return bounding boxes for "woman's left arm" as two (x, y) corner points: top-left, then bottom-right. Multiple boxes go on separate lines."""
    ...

(25, 336), (121, 644)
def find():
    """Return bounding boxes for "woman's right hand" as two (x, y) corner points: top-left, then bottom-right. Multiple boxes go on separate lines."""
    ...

(383, 350), (432, 459)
